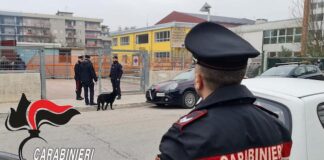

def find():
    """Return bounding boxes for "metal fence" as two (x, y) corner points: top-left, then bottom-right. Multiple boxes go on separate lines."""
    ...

(0, 46), (46, 99)
(0, 46), (194, 100)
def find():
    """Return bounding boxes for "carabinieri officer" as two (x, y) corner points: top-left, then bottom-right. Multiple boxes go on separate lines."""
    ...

(156, 22), (292, 160)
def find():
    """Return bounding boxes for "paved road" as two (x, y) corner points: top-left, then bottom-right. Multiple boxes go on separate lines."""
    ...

(0, 104), (190, 160)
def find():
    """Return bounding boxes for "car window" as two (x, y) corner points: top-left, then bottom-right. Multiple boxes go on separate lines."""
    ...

(306, 66), (318, 74)
(261, 65), (295, 76)
(318, 103), (324, 129)
(254, 98), (292, 133)
(294, 66), (306, 76)
(173, 69), (194, 80)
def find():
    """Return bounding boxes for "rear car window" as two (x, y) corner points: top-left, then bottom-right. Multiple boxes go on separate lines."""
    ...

(254, 98), (292, 133)
(306, 66), (318, 74)
(318, 103), (324, 128)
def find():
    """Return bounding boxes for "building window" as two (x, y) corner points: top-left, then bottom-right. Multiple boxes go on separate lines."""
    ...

(270, 30), (278, 44)
(112, 38), (118, 46)
(263, 30), (277, 44)
(155, 31), (170, 42)
(294, 28), (302, 43)
(263, 30), (271, 44)
(136, 34), (149, 44)
(268, 52), (277, 57)
(155, 52), (170, 62)
(278, 29), (286, 43)
(120, 36), (129, 46)
(286, 28), (294, 43)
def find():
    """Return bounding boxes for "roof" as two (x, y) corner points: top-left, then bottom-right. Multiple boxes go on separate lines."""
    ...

(156, 11), (255, 26)
(242, 78), (324, 98)
(185, 12), (255, 25)
(231, 18), (301, 33)
(0, 10), (103, 22)
(110, 22), (197, 36)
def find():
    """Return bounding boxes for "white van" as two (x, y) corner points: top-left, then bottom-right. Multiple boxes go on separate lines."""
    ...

(243, 78), (324, 160)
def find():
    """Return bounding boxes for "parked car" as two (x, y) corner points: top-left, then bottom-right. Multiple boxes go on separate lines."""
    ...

(242, 78), (324, 160)
(146, 69), (198, 108)
(259, 64), (324, 80)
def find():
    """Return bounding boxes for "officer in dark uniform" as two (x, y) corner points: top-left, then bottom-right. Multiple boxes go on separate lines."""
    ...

(156, 22), (292, 160)
(74, 56), (84, 100)
(109, 55), (123, 99)
(80, 55), (97, 105)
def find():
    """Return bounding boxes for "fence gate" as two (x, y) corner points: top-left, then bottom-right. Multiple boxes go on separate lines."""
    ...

(95, 49), (149, 94)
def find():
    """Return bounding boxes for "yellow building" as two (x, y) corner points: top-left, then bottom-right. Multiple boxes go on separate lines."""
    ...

(110, 22), (196, 70)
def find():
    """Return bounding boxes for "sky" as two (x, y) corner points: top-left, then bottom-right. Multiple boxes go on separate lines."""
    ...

(0, 0), (301, 31)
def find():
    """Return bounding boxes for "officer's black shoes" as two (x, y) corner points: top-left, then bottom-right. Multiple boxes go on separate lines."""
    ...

(90, 103), (97, 106)
(76, 97), (84, 100)
(116, 96), (121, 100)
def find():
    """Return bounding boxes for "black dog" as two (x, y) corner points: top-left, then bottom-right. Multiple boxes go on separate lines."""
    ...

(97, 91), (117, 111)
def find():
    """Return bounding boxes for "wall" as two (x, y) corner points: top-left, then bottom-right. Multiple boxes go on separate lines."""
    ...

(50, 19), (66, 45)
(0, 72), (41, 103)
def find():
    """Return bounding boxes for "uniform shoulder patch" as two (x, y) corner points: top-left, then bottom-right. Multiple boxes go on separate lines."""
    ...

(174, 110), (208, 130)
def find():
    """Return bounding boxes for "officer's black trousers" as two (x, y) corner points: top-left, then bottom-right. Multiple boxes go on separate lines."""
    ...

(75, 80), (82, 98)
(111, 78), (121, 96)
(83, 82), (94, 104)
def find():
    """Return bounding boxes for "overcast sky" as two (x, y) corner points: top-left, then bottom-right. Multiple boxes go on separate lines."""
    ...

(0, 0), (301, 31)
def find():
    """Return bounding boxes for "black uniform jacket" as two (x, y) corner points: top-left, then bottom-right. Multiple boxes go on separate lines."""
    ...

(110, 62), (123, 79)
(80, 60), (97, 85)
(159, 85), (292, 160)
(74, 62), (81, 81)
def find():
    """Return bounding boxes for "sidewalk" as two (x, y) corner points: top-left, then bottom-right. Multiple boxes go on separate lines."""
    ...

(0, 94), (148, 114)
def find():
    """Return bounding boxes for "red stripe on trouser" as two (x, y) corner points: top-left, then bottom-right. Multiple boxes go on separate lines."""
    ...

(199, 142), (292, 160)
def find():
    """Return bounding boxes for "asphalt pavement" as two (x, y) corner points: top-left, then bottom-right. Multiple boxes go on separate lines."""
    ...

(0, 103), (190, 160)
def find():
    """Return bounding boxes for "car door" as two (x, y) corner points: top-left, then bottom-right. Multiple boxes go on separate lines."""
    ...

(302, 94), (324, 160)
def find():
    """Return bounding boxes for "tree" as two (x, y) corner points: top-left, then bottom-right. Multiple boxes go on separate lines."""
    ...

(278, 46), (293, 57)
(292, 0), (324, 57)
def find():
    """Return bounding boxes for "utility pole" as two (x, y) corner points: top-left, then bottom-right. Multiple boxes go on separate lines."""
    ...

(301, 0), (311, 56)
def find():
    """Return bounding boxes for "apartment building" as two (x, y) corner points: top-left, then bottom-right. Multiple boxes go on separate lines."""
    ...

(0, 10), (111, 55)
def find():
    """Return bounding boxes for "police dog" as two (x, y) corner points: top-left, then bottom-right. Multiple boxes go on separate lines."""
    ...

(97, 91), (117, 111)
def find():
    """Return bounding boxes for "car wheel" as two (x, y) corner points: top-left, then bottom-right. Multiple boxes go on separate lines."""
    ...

(182, 91), (197, 109)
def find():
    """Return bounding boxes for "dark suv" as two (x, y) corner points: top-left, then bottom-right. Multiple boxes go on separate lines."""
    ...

(260, 63), (324, 80)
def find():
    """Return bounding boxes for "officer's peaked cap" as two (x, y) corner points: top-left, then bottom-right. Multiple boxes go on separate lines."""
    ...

(85, 55), (90, 59)
(78, 55), (83, 59)
(185, 22), (260, 70)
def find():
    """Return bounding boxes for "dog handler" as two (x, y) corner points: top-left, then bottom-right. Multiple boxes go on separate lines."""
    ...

(156, 22), (292, 160)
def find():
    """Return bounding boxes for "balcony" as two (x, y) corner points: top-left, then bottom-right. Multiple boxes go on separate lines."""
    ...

(85, 44), (103, 48)
(66, 25), (76, 30)
(22, 23), (50, 28)
(85, 34), (100, 39)
(0, 32), (16, 36)
(66, 34), (76, 39)
(23, 33), (51, 37)
(85, 26), (101, 31)
(0, 23), (16, 26)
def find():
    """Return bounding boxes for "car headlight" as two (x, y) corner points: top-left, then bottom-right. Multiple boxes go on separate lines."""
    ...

(166, 83), (178, 90)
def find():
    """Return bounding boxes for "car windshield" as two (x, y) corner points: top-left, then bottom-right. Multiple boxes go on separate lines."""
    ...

(261, 65), (296, 76)
(173, 70), (194, 80)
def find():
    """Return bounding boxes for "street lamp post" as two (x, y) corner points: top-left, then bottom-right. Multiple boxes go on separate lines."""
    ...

(200, 2), (212, 22)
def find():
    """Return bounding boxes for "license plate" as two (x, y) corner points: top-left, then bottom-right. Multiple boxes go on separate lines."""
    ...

(156, 93), (165, 97)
